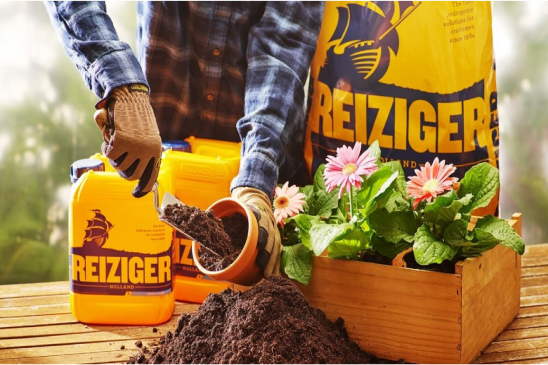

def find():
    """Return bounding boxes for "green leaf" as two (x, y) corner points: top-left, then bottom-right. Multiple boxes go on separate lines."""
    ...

(307, 190), (339, 219)
(370, 233), (412, 259)
(356, 166), (399, 216)
(382, 160), (407, 192)
(281, 243), (313, 285)
(461, 229), (501, 257)
(313, 164), (328, 192)
(286, 214), (323, 250)
(413, 225), (458, 265)
(310, 222), (355, 256)
(423, 191), (458, 224)
(366, 140), (382, 166)
(458, 163), (499, 211)
(328, 229), (368, 259)
(443, 219), (468, 247)
(368, 208), (417, 244)
(474, 215), (525, 255)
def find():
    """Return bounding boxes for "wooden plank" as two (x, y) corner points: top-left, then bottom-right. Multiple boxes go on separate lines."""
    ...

(0, 320), (169, 340)
(0, 316), (179, 349)
(496, 326), (548, 341)
(522, 276), (548, 289)
(460, 243), (521, 363)
(0, 350), (135, 364)
(521, 256), (548, 268)
(0, 282), (68, 299)
(0, 301), (197, 327)
(501, 359), (548, 364)
(0, 303), (70, 319)
(0, 314), (77, 330)
(0, 294), (68, 309)
(0, 339), (148, 361)
(483, 337), (548, 354)
(507, 316), (548, 331)
(475, 348), (548, 364)
(522, 267), (548, 278)
(518, 305), (548, 319)
(521, 295), (548, 307)
(523, 245), (548, 259)
(522, 286), (548, 298)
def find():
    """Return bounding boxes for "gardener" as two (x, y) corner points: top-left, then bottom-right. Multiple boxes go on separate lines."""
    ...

(44, 1), (324, 279)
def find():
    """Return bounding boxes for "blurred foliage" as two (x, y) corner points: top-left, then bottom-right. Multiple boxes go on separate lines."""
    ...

(0, 2), (135, 284)
(0, 2), (547, 285)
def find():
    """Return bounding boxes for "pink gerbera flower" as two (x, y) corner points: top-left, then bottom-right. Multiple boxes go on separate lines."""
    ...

(273, 182), (306, 227)
(323, 142), (378, 199)
(407, 157), (459, 209)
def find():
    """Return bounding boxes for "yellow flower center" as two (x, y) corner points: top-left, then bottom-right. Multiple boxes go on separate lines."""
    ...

(423, 179), (439, 194)
(274, 195), (290, 209)
(342, 163), (357, 176)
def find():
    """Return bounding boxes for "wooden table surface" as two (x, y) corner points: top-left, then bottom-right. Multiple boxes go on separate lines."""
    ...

(1, 244), (548, 364)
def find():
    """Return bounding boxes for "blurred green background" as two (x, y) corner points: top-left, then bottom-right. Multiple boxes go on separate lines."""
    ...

(0, 2), (543, 284)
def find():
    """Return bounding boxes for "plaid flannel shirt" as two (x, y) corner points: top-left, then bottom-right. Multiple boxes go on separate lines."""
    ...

(45, 1), (324, 198)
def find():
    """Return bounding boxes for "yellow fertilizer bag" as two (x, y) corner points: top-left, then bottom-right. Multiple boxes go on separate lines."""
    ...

(305, 1), (499, 215)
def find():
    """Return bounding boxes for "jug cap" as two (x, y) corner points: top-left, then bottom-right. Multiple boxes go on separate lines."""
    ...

(162, 140), (191, 152)
(70, 158), (105, 183)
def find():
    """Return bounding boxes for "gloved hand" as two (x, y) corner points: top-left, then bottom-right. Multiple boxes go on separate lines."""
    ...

(94, 84), (162, 198)
(231, 187), (282, 278)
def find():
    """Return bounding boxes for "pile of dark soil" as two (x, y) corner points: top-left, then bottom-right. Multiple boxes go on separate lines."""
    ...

(162, 204), (247, 270)
(128, 276), (399, 364)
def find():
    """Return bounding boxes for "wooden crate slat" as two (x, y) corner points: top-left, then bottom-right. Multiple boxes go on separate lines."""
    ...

(0, 282), (68, 299)
(0, 339), (148, 360)
(483, 337), (548, 354)
(475, 347), (548, 364)
(0, 294), (69, 309)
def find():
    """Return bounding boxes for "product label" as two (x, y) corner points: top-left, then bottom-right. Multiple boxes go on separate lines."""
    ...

(305, 1), (498, 183)
(70, 209), (172, 296)
(174, 232), (214, 280)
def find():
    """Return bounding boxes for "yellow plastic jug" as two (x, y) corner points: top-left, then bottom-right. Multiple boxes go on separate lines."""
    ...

(69, 159), (175, 325)
(161, 136), (241, 303)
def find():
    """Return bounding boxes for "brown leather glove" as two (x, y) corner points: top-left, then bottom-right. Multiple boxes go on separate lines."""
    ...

(94, 84), (161, 198)
(231, 187), (282, 278)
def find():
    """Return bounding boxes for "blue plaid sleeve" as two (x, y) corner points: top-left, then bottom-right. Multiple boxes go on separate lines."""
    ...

(44, 1), (148, 99)
(231, 1), (324, 198)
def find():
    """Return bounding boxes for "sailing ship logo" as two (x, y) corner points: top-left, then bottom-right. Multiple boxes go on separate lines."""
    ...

(83, 209), (114, 247)
(319, 1), (420, 91)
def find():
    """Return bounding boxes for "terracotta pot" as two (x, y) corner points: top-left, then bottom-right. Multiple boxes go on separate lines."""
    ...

(192, 197), (262, 286)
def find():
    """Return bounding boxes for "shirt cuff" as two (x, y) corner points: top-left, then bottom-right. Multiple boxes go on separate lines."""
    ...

(89, 48), (149, 101)
(230, 151), (278, 200)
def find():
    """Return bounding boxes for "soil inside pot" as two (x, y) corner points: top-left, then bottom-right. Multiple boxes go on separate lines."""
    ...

(403, 251), (457, 274)
(358, 251), (394, 265)
(127, 276), (404, 364)
(162, 203), (247, 271)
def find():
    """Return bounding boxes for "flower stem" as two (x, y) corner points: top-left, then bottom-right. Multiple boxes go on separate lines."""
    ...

(349, 185), (354, 222)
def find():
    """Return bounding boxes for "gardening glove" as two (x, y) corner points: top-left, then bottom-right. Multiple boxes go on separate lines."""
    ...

(94, 84), (162, 198)
(231, 187), (282, 279)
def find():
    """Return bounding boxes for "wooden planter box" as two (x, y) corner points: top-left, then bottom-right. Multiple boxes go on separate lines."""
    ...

(295, 213), (523, 364)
